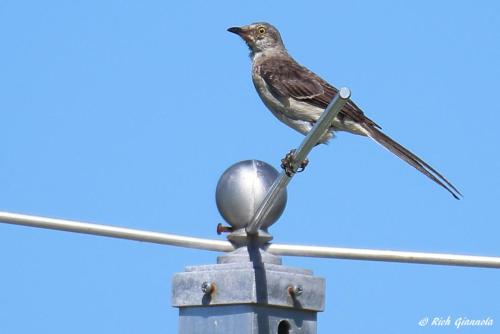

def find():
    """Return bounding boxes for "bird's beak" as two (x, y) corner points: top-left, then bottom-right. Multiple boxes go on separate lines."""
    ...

(227, 26), (252, 43)
(227, 27), (244, 35)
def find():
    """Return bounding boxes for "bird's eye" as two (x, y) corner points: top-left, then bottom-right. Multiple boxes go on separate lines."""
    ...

(258, 26), (266, 34)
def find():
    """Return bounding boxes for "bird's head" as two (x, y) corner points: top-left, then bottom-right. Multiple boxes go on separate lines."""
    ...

(227, 22), (285, 55)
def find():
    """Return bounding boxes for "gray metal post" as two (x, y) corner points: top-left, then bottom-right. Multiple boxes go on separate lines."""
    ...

(172, 242), (324, 334)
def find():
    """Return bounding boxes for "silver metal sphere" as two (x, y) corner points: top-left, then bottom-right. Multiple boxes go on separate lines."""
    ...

(216, 160), (287, 230)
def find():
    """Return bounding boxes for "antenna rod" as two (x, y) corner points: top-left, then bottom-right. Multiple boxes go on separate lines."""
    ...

(246, 87), (351, 234)
(2, 211), (500, 268)
(267, 243), (500, 269)
(0, 211), (233, 252)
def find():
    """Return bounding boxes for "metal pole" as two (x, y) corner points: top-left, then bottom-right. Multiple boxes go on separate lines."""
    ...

(0, 211), (232, 252)
(267, 243), (500, 269)
(246, 88), (351, 234)
(1, 211), (500, 268)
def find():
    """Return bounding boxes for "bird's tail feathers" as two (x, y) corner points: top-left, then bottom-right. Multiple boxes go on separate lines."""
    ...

(360, 124), (462, 200)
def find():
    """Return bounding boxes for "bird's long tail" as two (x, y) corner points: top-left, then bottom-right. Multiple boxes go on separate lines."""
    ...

(360, 124), (462, 199)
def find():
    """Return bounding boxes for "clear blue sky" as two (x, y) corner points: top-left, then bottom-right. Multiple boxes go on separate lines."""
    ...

(1, 1), (499, 333)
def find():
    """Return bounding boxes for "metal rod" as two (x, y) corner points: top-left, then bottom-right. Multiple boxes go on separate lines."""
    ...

(246, 88), (351, 234)
(246, 172), (291, 234)
(2, 211), (499, 268)
(267, 243), (500, 269)
(0, 211), (233, 252)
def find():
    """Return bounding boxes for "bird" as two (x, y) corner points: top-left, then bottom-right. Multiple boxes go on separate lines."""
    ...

(227, 22), (461, 199)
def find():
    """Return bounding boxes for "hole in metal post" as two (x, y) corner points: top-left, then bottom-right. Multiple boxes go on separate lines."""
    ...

(277, 320), (291, 334)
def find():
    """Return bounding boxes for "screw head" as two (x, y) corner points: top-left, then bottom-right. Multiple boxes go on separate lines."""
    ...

(294, 285), (303, 296)
(288, 284), (303, 297)
(201, 281), (214, 294)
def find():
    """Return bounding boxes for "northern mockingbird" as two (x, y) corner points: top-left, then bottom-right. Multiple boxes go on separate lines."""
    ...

(228, 22), (461, 199)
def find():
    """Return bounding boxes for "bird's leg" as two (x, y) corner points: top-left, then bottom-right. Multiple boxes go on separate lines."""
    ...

(280, 149), (309, 177)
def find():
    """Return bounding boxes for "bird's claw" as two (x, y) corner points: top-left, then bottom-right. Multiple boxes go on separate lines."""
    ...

(280, 150), (296, 176)
(280, 149), (309, 177)
(297, 158), (309, 173)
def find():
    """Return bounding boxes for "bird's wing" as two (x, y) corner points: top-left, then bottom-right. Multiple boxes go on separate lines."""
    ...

(259, 56), (461, 199)
(258, 57), (380, 128)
